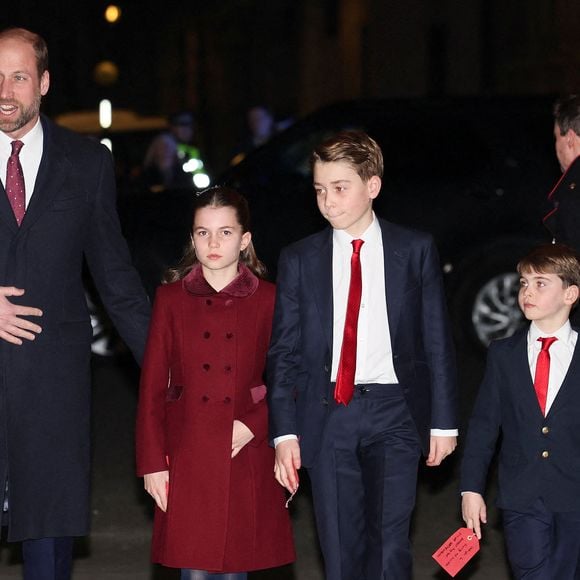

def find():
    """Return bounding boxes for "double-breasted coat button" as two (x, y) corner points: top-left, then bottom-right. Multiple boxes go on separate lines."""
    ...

(224, 365), (232, 372)
(206, 299), (212, 306)
(226, 332), (234, 339)
(203, 331), (211, 339)
(202, 363), (210, 371)
(541, 426), (550, 434)
(223, 396), (231, 404)
(202, 395), (209, 402)
(541, 450), (549, 458)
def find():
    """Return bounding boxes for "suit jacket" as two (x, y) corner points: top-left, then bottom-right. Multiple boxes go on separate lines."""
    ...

(543, 155), (580, 250)
(267, 217), (457, 467)
(460, 326), (580, 512)
(0, 116), (150, 541)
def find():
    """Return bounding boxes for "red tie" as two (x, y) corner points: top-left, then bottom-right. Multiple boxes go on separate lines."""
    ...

(334, 239), (364, 406)
(533, 336), (558, 416)
(6, 140), (26, 225)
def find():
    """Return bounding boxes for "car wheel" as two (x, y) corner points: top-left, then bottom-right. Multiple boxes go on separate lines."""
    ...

(470, 271), (524, 347)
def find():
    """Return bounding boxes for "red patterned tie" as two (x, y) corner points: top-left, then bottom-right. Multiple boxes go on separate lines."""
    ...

(6, 140), (26, 225)
(533, 336), (557, 416)
(334, 239), (364, 406)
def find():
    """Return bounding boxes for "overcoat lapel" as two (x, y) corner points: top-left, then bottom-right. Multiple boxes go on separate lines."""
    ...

(307, 228), (333, 353)
(19, 117), (69, 233)
(0, 180), (19, 232)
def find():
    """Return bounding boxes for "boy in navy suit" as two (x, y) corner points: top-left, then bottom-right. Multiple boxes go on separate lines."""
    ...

(461, 243), (580, 579)
(268, 130), (458, 579)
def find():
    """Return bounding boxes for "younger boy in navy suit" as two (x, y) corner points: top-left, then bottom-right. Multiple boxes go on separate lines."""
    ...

(461, 243), (580, 579)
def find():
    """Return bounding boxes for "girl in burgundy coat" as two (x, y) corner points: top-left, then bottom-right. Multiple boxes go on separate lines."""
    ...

(136, 187), (295, 579)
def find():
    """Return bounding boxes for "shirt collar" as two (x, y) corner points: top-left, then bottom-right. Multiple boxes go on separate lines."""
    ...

(528, 320), (573, 347)
(333, 212), (381, 251)
(0, 117), (43, 153)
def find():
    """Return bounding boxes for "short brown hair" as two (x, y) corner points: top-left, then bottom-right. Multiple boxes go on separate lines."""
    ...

(553, 95), (580, 137)
(517, 243), (580, 289)
(0, 27), (48, 78)
(311, 130), (384, 181)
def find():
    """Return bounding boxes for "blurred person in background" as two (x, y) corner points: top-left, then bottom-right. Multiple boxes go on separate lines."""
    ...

(543, 94), (580, 249)
(143, 111), (209, 190)
(230, 105), (277, 165)
(0, 27), (150, 579)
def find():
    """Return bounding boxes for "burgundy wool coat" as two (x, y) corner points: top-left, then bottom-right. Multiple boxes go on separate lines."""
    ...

(136, 264), (295, 572)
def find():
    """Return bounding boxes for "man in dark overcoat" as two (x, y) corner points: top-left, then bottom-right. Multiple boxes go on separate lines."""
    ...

(543, 94), (580, 250)
(0, 27), (150, 579)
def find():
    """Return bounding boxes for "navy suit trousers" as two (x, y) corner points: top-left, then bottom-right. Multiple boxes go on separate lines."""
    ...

(22, 536), (74, 580)
(307, 383), (421, 580)
(503, 498), (580, 579)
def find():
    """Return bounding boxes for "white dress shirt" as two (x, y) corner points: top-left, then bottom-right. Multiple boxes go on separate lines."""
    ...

(527, 320), (576, 414)
(0, 118), (44, 207)
(275, 213), (457, 444)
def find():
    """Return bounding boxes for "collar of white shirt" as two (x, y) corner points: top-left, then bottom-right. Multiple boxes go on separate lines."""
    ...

(332, 212), (381, 251)
(0, 116), (43, 154)
(528, 319), (575, 350)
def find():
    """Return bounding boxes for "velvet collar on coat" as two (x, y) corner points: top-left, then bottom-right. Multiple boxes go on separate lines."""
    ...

(182, 263), (259, 298)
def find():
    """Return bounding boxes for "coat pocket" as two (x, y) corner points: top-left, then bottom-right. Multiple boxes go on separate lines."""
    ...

(166, 385), (184, 402)
(250, 384), (267, 404)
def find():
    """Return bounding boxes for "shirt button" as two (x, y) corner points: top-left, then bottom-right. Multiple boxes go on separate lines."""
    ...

(541, 451), (549, 459)
(541, 426), (550, 435)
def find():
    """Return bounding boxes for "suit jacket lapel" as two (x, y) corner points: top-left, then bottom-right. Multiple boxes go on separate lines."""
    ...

(548, 336), (580, 417)
(19, 116), (69, 233)
(306, 228), (333, 353)
(380, 221), (407, 341)
(508, 330), (545, 416)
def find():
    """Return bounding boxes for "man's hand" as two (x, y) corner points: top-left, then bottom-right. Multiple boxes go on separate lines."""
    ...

(144, 470), (169, 512)
(462, 491), (487, 540)
(426, 435), (457, 466)
(0, 287), (43, 345)
(274, 439), (301, 493)
(231, 420), (254, 458)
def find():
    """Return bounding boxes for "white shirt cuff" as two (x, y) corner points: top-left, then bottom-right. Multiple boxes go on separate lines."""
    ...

(430, 428), (458, 436)
(273, 434), (298, 447)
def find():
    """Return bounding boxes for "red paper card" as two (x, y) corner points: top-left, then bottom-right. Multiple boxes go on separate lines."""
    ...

(432, 527), (480, 577)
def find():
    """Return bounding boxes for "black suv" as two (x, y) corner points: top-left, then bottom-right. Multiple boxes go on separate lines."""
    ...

(216, 97), (558, 349)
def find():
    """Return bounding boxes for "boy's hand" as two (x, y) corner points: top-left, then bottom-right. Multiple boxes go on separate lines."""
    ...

(426, 435), (457, 466)
(462, 491), (487, 540)
(274, 439), (301, 493)
(144, 470), (169, 512)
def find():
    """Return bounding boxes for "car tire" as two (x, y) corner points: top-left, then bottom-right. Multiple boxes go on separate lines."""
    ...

(449, 251), (530, 351)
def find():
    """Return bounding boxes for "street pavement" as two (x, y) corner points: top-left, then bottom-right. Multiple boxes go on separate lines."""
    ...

(0, 349), (513, 579)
